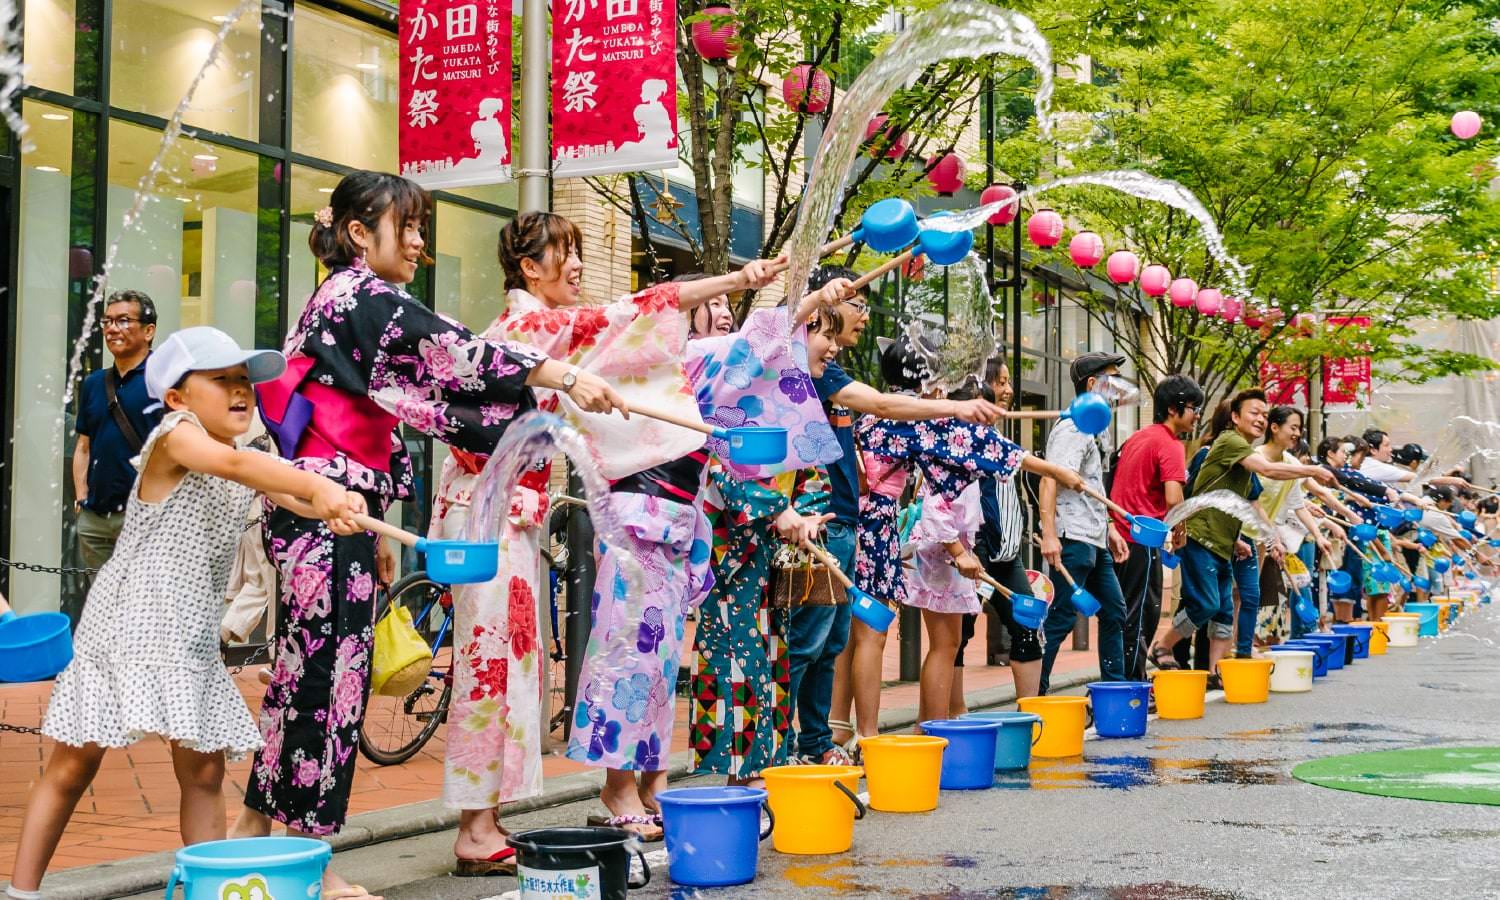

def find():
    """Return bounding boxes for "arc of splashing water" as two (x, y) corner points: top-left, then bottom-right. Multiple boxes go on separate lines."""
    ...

(1410, 416), (1500, 494)
(779, 1), (1054, 307)
(1162, 490), (1275, 545)
(0, 0), (30, 153)
(61, 0), (261, 405)
(924, 169), (1256, 303)
(467, 411), (644, 596)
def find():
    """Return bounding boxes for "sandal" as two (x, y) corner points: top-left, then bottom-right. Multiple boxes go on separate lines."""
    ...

(454, 846), (517, 877)
(1148, 645), (1181, 671)
(1206, 673), (1224, 692)
(587, 814), (663, 842)
(818, 746), (854, 766)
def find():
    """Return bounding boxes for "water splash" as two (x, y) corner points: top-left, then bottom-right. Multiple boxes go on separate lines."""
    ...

(0, 0), (30, 152)
(467, 411), (643, 593)
(780, 1), (1053, 304)
(925, 170), (1254, 300)
(900, 253), (998, 395)
(1410, 416), (1500, 492)
(61, 0), (259, 405)
(1163, 490), (1274, 543)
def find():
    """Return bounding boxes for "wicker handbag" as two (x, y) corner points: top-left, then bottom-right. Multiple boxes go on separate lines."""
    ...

(770, 545), (846, 608)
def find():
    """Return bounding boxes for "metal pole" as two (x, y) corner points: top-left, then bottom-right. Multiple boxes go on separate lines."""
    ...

(518, 0), (550, 214)
(562, 469), (595, 740)
(899, 607), (922, 681)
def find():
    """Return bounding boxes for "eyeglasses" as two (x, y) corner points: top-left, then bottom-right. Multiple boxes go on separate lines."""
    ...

(842, 298), (869, 314)
(101, 316), (144, 329)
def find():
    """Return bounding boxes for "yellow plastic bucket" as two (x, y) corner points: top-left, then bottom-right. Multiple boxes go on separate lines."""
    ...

(762, 765), (864, 854)
(1216, 658), (1273, 704)
(860, 735), (948, 812)
(1368, 621), (1389, 655)
(1437, 603), (1453, 630)
(1153, 670), (1208, 719)
(1016, 696), (1091, 758)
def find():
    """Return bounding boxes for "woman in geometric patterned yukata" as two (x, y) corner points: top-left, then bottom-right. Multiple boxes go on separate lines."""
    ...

(231, 174), (625, 900)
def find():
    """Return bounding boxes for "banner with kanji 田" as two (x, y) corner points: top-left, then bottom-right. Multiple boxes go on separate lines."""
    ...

(399, 0), (513, 188)
(551, 0), (678, 178)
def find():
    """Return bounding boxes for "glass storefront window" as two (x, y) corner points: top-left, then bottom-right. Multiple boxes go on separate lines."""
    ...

(110, 0), (264, 142)
(11, 100), (98, 614)
(292, 5), (398, 172)
(24, 0), (101, 96)
(287, 165), (342, 327)
(104, 120), (265, 349)
(434, 202), (510, 331)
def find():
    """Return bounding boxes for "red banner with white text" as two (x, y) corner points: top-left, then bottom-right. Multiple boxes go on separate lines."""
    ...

(1322, 315), (1372, 409)
(551, 0), (678, 178)
(399, 0), (512, 188)
(1260, 355), (1309, 408)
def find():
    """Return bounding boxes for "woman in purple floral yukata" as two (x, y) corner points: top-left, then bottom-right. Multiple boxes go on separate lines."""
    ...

(230, 172), (625, 900)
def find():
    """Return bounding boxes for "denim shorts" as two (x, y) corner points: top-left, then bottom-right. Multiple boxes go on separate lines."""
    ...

(1177, 538), (1235, 631)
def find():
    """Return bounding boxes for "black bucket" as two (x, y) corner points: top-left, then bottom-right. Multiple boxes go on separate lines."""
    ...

(507, 826), (650, 899)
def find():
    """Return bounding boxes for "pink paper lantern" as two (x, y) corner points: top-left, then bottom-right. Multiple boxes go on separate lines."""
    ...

(1068, 231), (1104, 267)
(1106, 250), (1140, 284)
(1218, 296), (1243, 322)
(1168, 277), (1198, 308)
(1242, 308), (1265, 329)
(864, 114), (909, 159)
(1027, 209), (1063, 248)
(691, 6), (740, 62)
(926, 151), (966, 197)
(1195, 287), (1223, 316)
(1451, 110), (1483, 140)
(980, 184), (1018, 226)
(1140, 264), (1171, 297)
(782, 64), (833, 114)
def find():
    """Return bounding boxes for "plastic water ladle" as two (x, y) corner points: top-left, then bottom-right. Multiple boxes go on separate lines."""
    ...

(802, 543), (896, 633)
(817, 197), (921, 256)
(623, 402), (788, 466)
(997, 392), (1114, 437)
(1049, 562), (1101, 617)
(0, 594), (74, 682)
(353, 514), (499, 584)
(1075, 483), (1169, 547)
(849, 221), (978, 290)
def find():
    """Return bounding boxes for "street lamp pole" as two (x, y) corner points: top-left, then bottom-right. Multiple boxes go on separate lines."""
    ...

(518, 0), (550, 213)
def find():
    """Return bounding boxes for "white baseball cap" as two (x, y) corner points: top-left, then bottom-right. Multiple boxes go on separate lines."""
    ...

(145, 326), (287, 412)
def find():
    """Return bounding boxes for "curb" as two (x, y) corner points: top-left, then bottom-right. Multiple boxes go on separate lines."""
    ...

(31, 667), (1102, 900)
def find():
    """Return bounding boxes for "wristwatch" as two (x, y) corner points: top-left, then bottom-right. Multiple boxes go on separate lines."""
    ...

(560, 366), (579, 393)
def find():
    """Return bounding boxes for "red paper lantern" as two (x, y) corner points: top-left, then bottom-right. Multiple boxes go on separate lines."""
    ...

(1195, 287), (1223, 316)
(1242, 308), (1265, 329)
(782, 64), (833, 114)
(926, 151), (966, 197)
(980, 184), (1018, 225)
(1218, 295), (1243, 322)
(1027, 209), (1063, 248)
(1106, 250), (1140, 284)
(691, 6), (740, 62)
(1140, 264), (1171, 297)
(1168, 277), (1198, 308)
(1068, 231), (1104, 267)
(864, 114), (909, 159)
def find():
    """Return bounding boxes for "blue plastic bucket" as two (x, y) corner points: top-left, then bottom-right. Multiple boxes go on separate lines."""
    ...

(849, 588), (895, 633)
(1011, 594), (1048, 630)
(0, 610), (73, 682)
(1298, 635), (1345, 670)
(721, 426), (788, 466)
(1127, 515), (1169, 549)
(165, 837), (330, 900)
(1331, 624), (1372, 659)
(1326, 570), (1353, 595)
(1403, 602), (1441, 637)
(1086, 681), (1151, 738)
(1314, 632), (1355, 667)
(919, 719), (1001, 789)
(852, 198), (920, 253)
(961, 711), (1043, 771)
(658, 786), (771, 887)
(1160, 549), (1180, 570)
(1274, 642), (1328, 677)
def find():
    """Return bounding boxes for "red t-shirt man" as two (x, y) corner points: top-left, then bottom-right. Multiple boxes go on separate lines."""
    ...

(1110, 422), (1188, 543)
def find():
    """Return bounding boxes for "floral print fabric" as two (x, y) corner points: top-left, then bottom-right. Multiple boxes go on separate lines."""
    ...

(903, 482), (984, 614)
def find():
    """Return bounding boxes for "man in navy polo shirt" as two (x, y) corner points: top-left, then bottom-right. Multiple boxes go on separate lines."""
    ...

(70, 290), (161, 616)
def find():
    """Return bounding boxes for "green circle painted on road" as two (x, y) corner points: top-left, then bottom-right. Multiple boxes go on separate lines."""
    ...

(1293, 747), (1500, 805)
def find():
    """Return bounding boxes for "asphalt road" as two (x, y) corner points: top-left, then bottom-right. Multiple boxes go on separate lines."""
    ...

(128, 606), (1500, 900)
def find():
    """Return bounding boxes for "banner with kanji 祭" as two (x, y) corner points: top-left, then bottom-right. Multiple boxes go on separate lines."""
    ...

(551, 0), (679, 178)
(1322, 315), (1373, 409)
(399, 0), (513, 188)
(1260, 356), (1310, 408)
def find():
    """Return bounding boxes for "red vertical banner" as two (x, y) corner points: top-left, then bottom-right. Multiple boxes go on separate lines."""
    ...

(1259, 355), (1309, 407)
(399, 0), (513, 188)
(1322, 315), (1372, 409)
(551, 0), (679, 177)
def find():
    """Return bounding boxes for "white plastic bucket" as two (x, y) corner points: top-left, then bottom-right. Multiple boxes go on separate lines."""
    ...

(1267, 651), (1313, 693)
(1382, 616), (1419, 647)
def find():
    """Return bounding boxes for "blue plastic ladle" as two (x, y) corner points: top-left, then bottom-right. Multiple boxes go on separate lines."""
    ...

(627, 403), (789, 466)
(355, 514), (498, 584)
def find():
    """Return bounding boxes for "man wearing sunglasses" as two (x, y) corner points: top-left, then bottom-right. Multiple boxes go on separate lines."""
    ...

(69, 290), (162, 618)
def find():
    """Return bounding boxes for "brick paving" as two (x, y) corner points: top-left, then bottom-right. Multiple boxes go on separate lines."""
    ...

(0, 614), (1108, 881)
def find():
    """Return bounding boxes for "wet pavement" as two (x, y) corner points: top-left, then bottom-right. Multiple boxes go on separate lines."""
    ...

(117, 606), (1500, 900)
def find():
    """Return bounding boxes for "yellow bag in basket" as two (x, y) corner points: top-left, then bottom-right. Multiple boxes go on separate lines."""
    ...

(372, 604), (432, 697)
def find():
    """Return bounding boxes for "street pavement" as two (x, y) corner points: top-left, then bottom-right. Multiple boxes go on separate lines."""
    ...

(116, 605), (1500, 900)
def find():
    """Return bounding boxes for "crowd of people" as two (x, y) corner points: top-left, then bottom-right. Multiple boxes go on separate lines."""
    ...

(9, 168), (1496, 900)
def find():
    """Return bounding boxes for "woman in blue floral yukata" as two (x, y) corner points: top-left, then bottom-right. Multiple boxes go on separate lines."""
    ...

(232, 172), (625, 900)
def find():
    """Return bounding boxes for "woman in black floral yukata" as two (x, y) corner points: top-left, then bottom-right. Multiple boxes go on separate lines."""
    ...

(232, 171), (625, 900)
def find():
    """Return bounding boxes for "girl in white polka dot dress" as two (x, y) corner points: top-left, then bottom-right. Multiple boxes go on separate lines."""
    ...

(9, 328), (368, 900)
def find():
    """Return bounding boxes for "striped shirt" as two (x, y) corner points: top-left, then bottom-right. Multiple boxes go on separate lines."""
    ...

(978, 470), (1025, 562)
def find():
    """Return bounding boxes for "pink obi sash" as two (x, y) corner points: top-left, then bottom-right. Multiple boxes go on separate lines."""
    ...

(256, 356), (399, 472)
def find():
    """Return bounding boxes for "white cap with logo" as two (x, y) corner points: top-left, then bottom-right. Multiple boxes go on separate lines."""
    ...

(145, 326), (287, 412)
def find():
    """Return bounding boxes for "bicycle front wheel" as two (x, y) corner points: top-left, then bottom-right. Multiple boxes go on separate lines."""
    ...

(358, 572), (454, 766)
